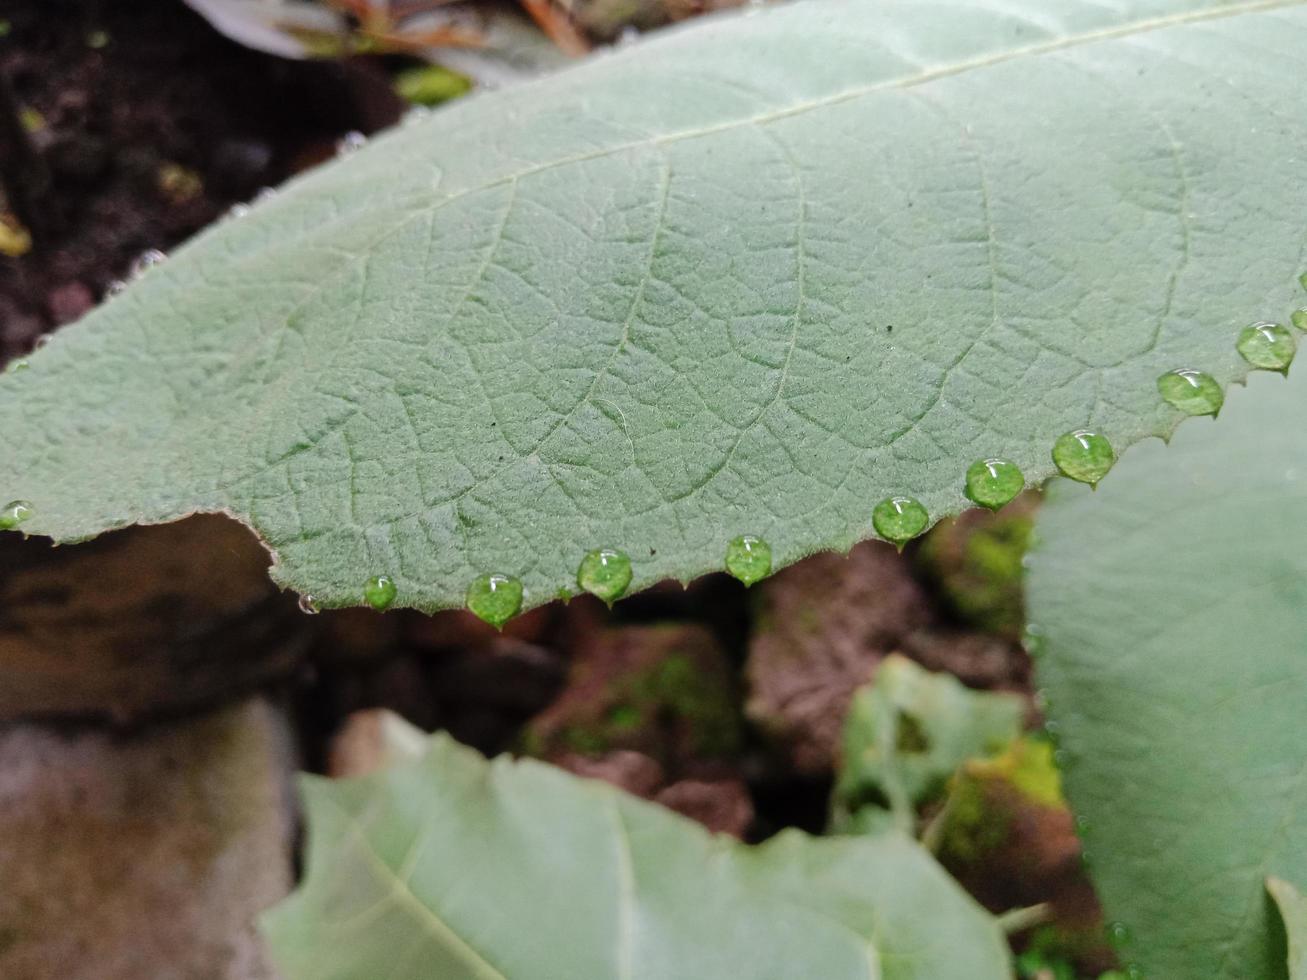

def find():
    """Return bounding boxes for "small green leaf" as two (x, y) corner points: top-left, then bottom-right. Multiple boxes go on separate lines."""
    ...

(262, 733), (1013, 979)
(832, 654), (1024, 832)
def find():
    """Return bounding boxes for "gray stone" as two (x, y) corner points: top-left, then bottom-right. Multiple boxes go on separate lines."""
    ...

(0, 699), (296, 980)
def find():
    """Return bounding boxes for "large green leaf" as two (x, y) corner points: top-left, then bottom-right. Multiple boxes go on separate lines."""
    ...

(5, 0), (1307, 612)
(1027, 368), (1307, 978)
(261, 730), (1012, 979)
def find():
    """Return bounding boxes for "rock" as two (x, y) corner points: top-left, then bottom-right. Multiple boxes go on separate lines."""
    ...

(655, 779), (754, 838)
(0, 699), (296, 980)
(745, 542), (931, 774)
(44, 279), (95, 324)
(556, 750), (666, 798)
(526, 623), (742, 770)
(901, 630), (1030, 694)
(327, 708), (429, 779)
(0, 515), (307, 723)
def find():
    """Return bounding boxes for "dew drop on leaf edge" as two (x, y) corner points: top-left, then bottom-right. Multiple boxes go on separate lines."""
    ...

(466, 573), (523, 628)
(964, 458), (1023, 510)
(363, 575), (397, 612)
(1236, 321), (1295, 372)
(336, 130), (367, 155)
(1156, 368), (1223, 417)
(725, 535), (772, 586)
(1052, 430), (1115, 486)
(1291, 308), (1307, 332)
(129, 248), (166, 278)
(577, 548), (633, 604)
(297, 593), (320, 615)
(872, 496), (928, 546)
(0, 500), (33, 531)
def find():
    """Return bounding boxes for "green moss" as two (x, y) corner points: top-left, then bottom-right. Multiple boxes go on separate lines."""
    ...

(919, 510), (1033, 636)
(633, 652), (742, 756)
(562, 727), (610, 754)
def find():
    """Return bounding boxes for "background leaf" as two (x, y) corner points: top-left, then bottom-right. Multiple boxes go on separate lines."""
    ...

(261, 732), (1012, 979)
(5, 0), (1307, 612)
(1027, 368), (1307, 978)
(832, 654), (1024, 833)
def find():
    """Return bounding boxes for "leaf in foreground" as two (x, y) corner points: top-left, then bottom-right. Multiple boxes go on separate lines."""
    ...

(5, 0), (1307, 613)
(1027, 368), (1307, 979)
(261, 733), (1011, 979)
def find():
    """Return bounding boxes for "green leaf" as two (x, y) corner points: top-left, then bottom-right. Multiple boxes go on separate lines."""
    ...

(1268, 878), (1307, 980)
(832, 654), (1024, 832)
(261, 732), (1012, 979)
(5, 0), (1307, 613)
(1027, 368), (1307, 978)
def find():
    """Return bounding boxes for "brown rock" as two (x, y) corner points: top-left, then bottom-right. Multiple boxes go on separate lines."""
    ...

(327, 708), (429, 779)
(557, 750), (666, 798)
(0, 515), (307, 723)
(655, 779), (754, 838)
(745, 541), (931, 773)
(0, 699), (296, 980)
(44, 280), (94, 324)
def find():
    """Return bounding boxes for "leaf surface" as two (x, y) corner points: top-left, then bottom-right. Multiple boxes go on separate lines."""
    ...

(261, 731), (1011, 979)
(1028, 368), (1307, 978)
(5, 0), (1307, 610)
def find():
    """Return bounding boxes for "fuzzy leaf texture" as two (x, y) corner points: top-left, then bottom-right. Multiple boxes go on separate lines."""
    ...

(1027, 368), (1307, 979)
(260, 732), (1011, 979)
(4, 0), (1307, 611)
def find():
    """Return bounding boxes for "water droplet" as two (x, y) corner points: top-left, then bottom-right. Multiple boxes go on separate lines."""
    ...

(872, 496), (928, 547)
(129, 249), (166, 278)
(402, 106), (432, 127)
(1300, 270), (1307, 291)
(336, 130), (367, 155)
(1236, 321), (1295, 372)
(1108, 921), (1132, 947)
(1052, 430), (1115, 485)
(1073, 812), (1089, 833)
(297, 593), (320, 615)
(225, 202), (251, 220)
(1156, 369), (1223, 416)
(725, 535), (772, 586)
(253, 186), (277, 205)
(1292, 309), (1307, 331)
(7, 359), (28, 373)
(577, 549), (632, 604)
(964, 458), (1023, 510)
(0, 500), (33, 531)
(1125, 964), (1145, 980)
(363, 575), (397, 612)
(34, 335), (52, 350)
(466, 573), (523, 628)
(105, 279), (127, 297)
